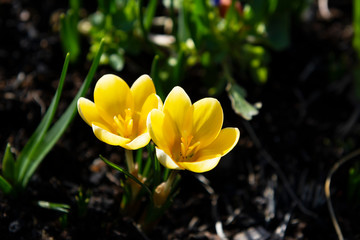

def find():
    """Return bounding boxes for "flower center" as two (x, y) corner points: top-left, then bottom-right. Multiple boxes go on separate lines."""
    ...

(113, 108), (134, 138)
(179, 135), (200, 161)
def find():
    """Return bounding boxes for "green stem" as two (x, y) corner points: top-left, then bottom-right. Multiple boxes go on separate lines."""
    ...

(165, 170), (178, 192)
(125, 149), (135, 173)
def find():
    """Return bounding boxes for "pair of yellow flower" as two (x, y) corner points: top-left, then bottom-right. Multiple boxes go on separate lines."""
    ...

(77, 74), (239, 173)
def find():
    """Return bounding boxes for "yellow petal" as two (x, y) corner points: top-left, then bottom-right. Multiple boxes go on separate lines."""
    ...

(178, 156), (221, 173)
(147, 109), (177, 155)
(155, 148), (182, 170)
(77, 97), (108, 127)
(131, 74), (156, 112)
(163, 86), (192, 135)
(94, 74), (133, 122)
(124, 132), (151, 150)
(138, 93), (163, 134)
(194, 128), (240, 162)
(92, 123), (131, 146)
(192, 98), (223, 147)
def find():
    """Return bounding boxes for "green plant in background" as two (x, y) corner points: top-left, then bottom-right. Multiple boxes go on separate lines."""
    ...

(0, 40), (104, 196)
(347, 0), (360, 205)
(60, 0), (82, 63)
(353, 0), (360, 98)
(75, 0), (158, 71)
(61, 0), (310, 120)
(166, 0), (308, 119)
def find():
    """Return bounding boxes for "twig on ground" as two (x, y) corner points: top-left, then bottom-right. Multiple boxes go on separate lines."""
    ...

(195, 174), (228, 240)
(274, 211), (292, 239)
(325, 148), (360, 240)
(318, 0), (331, 19)
(242, 120), (318, 218)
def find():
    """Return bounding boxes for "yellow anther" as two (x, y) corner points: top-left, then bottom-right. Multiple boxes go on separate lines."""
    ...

(113, 108), (135, 138)
(179, 136), (200, 161)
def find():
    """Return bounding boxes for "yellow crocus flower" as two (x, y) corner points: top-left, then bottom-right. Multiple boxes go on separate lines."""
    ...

(77, 74), (162, 150)
(147, 86), (240, 173)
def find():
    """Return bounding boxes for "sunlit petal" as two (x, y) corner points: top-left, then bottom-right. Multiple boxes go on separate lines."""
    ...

(138, 93), (163, 134)
(77, 97), (108, 127)
(192, 98), (223, 147)
(92, 123), (130, 146)
(163, 86), (192, 135)
(147, 109), (177, 154)
(156, 148), (182, 170)
(194, 128), (240, 162)
(124, 132), (151, 150)
(131, 74), (156, 112)
(94, 74), (133, 122)
(178, 157), (221, 173)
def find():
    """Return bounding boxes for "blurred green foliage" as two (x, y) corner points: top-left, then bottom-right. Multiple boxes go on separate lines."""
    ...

(60, 0), (310, 119)
(347, 0), (360, 204)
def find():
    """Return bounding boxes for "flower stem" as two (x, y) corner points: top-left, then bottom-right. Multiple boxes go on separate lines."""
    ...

(125, 149), (135, 173)
(165, 170), (178, 192)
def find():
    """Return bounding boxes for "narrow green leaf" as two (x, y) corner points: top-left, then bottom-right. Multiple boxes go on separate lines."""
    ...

(2, 143), (16, 183)
(226, 83), (261, 120)
(135, 148), (143, 173)
(20, 40), (105, 188)
(60, 11), (80, 63)
(0, 175), (13, 195)
(138, 0), (148, 39)
(149, 142), (161, 186)
(142, 145), (153, 177)
(144, 0), (157, 30)
(37, 200), (70, 214)
(100, 155), (153, 200)
(177, 2), (191, 43)
(150, 55), (165, 100)
(70, 0), (81, 11)
(15, 53), (70, 185)
(354, 0), (360, 59)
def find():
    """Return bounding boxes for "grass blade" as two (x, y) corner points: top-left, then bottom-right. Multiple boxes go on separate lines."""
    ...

(37, 200), (71, 214)
(144, 0), (157, 31)
(0, 175), (13, 195)
(2, 143), (16, 183)
(20, 40), (105, 188)
(150, 55), (165, 100)
(15, 53), (70, 185)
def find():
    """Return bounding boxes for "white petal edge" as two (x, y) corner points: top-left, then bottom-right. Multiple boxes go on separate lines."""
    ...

(155, 147), (182, 170)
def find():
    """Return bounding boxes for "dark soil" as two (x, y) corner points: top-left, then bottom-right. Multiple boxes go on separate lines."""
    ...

(1, 0), (360, 239)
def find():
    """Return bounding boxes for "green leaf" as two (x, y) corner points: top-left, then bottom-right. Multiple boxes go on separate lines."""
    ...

(37, 200), (71, 214)
(177, 2), (191, 43)
(150, 55), (165, 100)
(266, 12), (290, 50)
(143, 0), (157, 31)
(70, 0), (81, 11)
(0, 175), (13, 195)
(60, 12), (80, 63)
(20, 40), (105, 188)
(2, 143), (16, 183)
(354, 0), (360, 59)
(15, 53), (70, 186)
(100, 155), (153, 200)
(226, 83), (261, 120)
